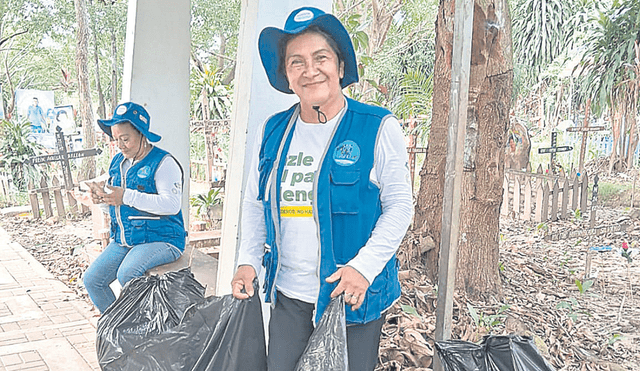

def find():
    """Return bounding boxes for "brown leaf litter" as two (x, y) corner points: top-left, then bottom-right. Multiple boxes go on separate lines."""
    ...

(1, 204), (639, 371)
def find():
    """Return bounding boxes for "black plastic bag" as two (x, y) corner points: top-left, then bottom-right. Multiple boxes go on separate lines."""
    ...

(435, 335), (555, 371)
(96, 268), (266, 371)
(294, 295), (349, 371)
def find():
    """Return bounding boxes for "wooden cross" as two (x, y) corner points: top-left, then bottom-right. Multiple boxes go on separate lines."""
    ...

(566, 125), (605, 173)
(537, 132), (573, 172)
(24, 126), (102, 190)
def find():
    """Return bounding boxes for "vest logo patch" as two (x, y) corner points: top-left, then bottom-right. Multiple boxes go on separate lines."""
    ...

(137, 166), (152, 179)
(333, 140), (360, 166)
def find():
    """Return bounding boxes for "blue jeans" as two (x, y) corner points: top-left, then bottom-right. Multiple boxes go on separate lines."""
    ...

(83, 240), (182, 313)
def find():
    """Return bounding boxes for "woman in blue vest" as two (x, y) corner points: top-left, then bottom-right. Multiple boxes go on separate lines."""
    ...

(231, 7), (413, 371)
(83, 102), (186, 314)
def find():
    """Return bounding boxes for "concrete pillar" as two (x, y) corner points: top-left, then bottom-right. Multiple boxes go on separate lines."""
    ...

(217, 0), (332, 295)
(121, 0), (191, 222)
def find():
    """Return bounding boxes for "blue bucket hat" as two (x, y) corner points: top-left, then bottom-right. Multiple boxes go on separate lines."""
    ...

(97, 102), (161, 142)
(258, 7), (358, 94)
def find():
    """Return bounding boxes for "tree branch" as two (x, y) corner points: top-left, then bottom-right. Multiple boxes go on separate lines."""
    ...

(0, 30), (29, 48)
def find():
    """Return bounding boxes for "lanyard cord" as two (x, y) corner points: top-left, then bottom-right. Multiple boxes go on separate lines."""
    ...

(312, 105), (327, 124)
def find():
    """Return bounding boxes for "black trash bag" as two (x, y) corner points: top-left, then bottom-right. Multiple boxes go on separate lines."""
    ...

(294, 295), (348, 371)
(96, 268), (267, 371)
(435, 335), (555, 371)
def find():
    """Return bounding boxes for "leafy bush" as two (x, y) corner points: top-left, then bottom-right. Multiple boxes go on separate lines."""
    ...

(190, 187), (223, 219)
(0, 119), (46, 190)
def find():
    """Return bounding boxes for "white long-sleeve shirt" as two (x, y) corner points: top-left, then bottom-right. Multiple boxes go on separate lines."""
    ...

(237, 103), (413, 303)
(98, 153), (183, 215)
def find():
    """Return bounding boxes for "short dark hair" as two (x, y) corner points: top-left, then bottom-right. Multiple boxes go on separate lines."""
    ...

(278, 25), (344, 80)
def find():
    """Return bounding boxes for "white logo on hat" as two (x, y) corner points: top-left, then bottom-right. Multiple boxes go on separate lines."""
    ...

(116, 105), (127, 115)
(139, 115), (147, 124)
(294, 9), (314, 22)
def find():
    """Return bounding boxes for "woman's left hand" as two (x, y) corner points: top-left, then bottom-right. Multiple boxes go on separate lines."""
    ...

(102, 185), (125, 206)
(326, 266), (369, 311)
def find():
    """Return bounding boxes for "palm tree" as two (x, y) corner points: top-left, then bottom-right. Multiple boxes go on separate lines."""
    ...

(576, 0), (640, 172)
(392, 68), (433, 141)
(511, 0), (597, 130)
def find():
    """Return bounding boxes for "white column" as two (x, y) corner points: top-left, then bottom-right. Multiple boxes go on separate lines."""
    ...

(121, 0), (191, 221)
(217, 0), (331, 295)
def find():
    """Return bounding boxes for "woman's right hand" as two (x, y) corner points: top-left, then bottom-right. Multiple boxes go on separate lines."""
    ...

(87, 181), (107, 204)
(231, 265), (257, 299)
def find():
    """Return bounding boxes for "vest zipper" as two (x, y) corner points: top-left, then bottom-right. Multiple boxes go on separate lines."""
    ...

(269, 106), (299, 305)
(312, 103), (347, 324)
(115, 159), (129, 246)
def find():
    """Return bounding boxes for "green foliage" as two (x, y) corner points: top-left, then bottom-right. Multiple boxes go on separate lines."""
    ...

(575, 278), (594, 295)
(510, 0), (595, 94)
(570, 208), (583, 221)
(467, 303), (511, 333)
(342, 14), (369, 54)
(596, 181), (629, 204)
(392, 68), (433, 141)
(191, 0), (241, 64)
(498, 261), (506, 272)
(0, 189), (28, 208)
(575, 0), (640, 116)
(0, 119), (45, 190)
(401, 304), (420, 318)
(556, 280), (594, 322)
(190, 187), (223, 218)
(190, 131), (206, 160)
(190, 66), (233, 120)
(337, 0), (437, 115)
(556, 298), (580, 321)
(607, 333), (623, 346)
(536, 222), (549, 233)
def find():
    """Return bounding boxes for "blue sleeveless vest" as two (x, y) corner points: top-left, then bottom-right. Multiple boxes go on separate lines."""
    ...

(258, 97), (401, 324)
(108, 146), (187, 251)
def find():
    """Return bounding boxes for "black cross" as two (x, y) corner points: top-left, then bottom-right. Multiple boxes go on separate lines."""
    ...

(538, 132), (573, 172)
(24, 126), (101, 189)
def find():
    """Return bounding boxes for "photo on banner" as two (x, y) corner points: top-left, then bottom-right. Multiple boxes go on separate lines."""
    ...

(14, 89), (55, 132)
(47, 105), (76, 134)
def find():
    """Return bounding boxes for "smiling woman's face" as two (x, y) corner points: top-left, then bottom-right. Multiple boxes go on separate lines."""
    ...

(284, 32), (344, 109)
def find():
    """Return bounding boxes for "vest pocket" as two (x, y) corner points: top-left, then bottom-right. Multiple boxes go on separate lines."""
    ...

(330, 170), (363, 263)
(129, 217), (181, 246)
(129, 219), (147, 245)
(329, 170), (360, 214)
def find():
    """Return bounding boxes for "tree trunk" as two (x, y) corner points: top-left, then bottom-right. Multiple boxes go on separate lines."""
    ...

(411, 0), (513, 300)
(89, 0), (106, 120)
(111, 28), (118, 114)
(610, 107), (622, 175)
(74, 0), (96, 181)
(218, 35), (226, 71)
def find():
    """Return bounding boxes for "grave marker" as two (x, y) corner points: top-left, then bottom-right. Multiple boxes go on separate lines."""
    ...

(566, 98), (606, 172)
(543, 222), (629, 242)
(544, 218), (630, 280)
(24, 126), (101, 213)
(538, 132), (573, 173)
(24, 126), (102, 190)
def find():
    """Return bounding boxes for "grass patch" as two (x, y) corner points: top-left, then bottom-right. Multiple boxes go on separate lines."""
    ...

(0, 190), (29, 208)
(594, 181), (631, 206)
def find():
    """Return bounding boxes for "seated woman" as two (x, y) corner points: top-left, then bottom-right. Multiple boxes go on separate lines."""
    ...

(83, 102), (186, 313)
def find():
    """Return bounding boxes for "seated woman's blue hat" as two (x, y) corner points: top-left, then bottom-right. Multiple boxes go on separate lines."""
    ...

(258, 7), (358, 94)
(98, 102), (161, 142)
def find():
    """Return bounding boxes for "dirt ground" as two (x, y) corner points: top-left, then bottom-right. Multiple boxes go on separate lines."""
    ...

(0, 178), (639, 371)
